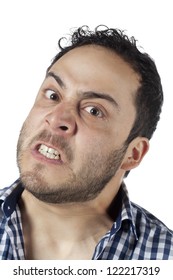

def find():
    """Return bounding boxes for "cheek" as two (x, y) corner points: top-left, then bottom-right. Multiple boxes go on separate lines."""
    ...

(74, 130), (116, 158)
(19, 110), (44, 147)
(25, 107), (45, 130)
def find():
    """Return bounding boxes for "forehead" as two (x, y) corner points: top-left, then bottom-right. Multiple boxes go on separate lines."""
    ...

(50, 45), (140, 97)
(46, 45), (140, 138)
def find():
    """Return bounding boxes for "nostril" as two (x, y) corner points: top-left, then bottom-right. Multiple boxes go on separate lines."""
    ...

(60, 125), (68, 131)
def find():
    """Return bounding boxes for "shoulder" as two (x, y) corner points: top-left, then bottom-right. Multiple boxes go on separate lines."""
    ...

(0, 185), (12, 198)
(0, 180), (23, 219)
(130, 201), (173, 259)
(131, 201), (173, 234)
(0, 180), (20, 200)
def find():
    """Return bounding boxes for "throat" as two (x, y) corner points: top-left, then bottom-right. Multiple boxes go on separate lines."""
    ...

(21, 212), (111, 260)
(19, 189), (113, 259)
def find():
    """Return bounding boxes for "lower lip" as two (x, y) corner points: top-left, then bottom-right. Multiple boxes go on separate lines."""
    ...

(31, 149), (63, 165)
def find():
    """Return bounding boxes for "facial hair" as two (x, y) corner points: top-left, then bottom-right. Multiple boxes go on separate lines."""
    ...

(17, 123), (128, 204)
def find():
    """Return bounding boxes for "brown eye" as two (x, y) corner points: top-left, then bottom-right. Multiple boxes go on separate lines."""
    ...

(45, 89), (59, 101)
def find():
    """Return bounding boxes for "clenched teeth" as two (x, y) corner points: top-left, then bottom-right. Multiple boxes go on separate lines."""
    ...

(38, 144), (60, 160)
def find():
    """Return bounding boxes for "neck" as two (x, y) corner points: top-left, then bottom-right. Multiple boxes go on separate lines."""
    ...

(19, 173), (123, 259)
(20, 189), (114, 239)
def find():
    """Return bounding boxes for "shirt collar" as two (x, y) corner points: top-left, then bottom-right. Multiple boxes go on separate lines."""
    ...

(0, 179), (24, 217)
(109, 182), (138, 241)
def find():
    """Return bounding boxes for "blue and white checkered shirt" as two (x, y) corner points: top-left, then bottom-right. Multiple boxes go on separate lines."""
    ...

(1, 179), (173, 259)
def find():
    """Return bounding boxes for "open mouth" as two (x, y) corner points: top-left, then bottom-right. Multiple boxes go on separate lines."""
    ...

(38, 144), (61, 160)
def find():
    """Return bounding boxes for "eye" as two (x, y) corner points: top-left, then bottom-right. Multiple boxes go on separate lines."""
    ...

(84, 106), (103, 117)
(45, 89), (59, 101)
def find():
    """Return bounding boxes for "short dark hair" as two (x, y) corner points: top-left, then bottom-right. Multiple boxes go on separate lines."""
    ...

(48, 25), (163, 144)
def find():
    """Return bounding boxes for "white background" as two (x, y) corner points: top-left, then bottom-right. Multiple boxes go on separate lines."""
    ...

(0, 0), (172, 228)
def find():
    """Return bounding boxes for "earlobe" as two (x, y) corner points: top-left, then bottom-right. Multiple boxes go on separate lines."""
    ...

(121, 137), (149, 171)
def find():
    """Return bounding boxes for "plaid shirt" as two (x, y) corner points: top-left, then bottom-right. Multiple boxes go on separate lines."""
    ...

(1, 179), (173, 259)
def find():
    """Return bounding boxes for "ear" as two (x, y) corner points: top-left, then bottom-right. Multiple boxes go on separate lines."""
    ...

(121, 137), (149, 172)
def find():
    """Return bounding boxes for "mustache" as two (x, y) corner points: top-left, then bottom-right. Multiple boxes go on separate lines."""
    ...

(30, 129), (74, 161)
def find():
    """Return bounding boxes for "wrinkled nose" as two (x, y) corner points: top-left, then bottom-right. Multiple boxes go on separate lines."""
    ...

(45, 104), (77, 136)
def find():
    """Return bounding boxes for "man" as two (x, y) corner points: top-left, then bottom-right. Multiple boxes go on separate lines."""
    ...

(0, 25), (173, 260)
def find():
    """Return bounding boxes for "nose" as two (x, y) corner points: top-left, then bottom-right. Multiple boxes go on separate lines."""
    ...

(45, 103), (77, 136)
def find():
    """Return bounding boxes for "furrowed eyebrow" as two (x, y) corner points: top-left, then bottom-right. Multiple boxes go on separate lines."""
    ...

(45, 71), (119, 109)
(82, 91), (119, 109)
(46, 71), (66, 89)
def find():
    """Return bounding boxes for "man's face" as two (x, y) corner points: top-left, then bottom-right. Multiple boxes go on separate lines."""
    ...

(17, 45), (140, 204)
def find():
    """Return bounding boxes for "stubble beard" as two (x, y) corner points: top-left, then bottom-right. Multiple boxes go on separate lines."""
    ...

(17, 123), (128, 204)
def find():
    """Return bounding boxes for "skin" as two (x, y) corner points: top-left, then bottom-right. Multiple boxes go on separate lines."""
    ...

(18, 45), (149, 259)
